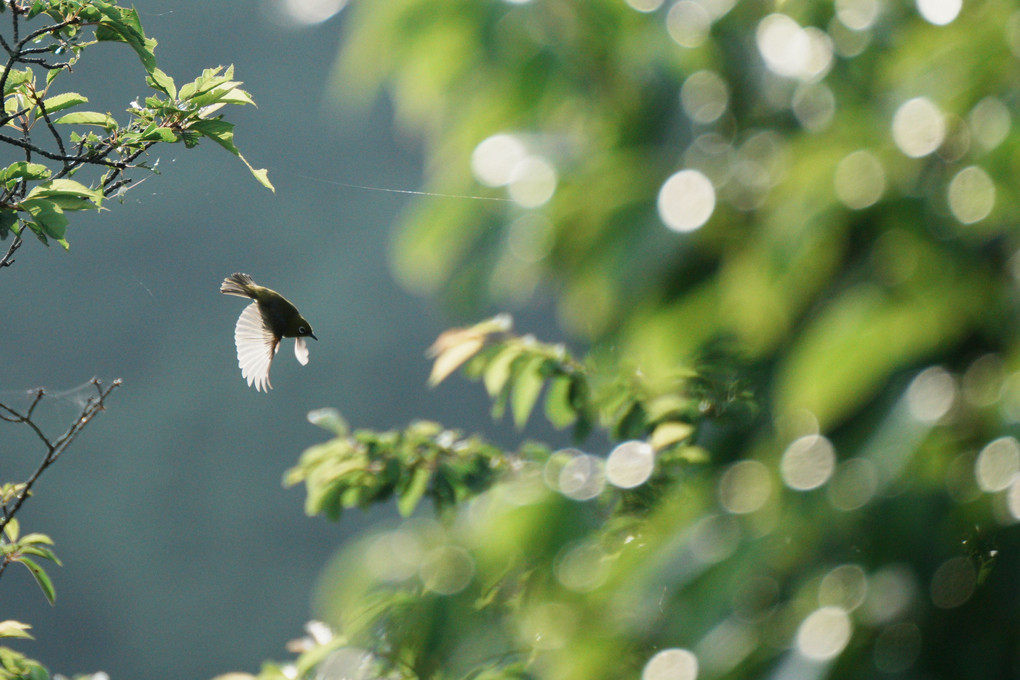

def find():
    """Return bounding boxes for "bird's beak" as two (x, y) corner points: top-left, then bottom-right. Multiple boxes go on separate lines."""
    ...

(310, 333), (318, 341)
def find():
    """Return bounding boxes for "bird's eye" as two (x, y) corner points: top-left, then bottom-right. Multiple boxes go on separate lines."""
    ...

(299, 326), (307, 334)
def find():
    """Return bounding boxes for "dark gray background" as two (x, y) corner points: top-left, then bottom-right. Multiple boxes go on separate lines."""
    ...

(2, 2), (557, 677)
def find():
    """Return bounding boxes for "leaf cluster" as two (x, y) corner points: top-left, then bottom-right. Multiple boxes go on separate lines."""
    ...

(0, 0), (271, 260)
(286, 411), (516, 522)
(253, 318), (730, 680)
(428, 314), (748, 447)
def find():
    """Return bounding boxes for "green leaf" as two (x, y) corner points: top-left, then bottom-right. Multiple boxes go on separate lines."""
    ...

(0, 161), (50, 184)
(21, 199), (67, 240)
(307, 408), (349, 436)
(26, 180), (103, 213)
(2, 68), (33, 95)
(178, 65), (227, 100)
(0, 621), (32, 640)
(3, 518), (18, 542)
(53, 111), (118, 130)
(511, 355), (546, 428)
(244, 162), (274, 192)
(39, 92), (88, 114)
(137, 125), (179, 143)
(483, 346), (521, 398)
(189, 82), (245, 108)
(25, 0), (44, 19)
(544, 374), (577, 429)
(189, 118), (238, 153)
(188, 120), (275, 191)
(146, 67), (176, 99)
(18, 557), (56, 605)
(95, 5), (158, 74)
(398, 465), (431, 517)
(17, 532), (53, 547)
(18, 546), (60, 565)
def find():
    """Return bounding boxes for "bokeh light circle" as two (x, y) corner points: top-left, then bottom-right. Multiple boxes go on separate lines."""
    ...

(861, 565), (917, 624)
(836, 0), (880, 30)
(948, 166), (995, 224)
(657, 169), (716, 232)
(796, 606), (852, 661)
(929, 556), (976, 608)
(718, 460), (772, 513)
(642, 648), (699, 680)
(666, 1), (712, 48)
(558, 454), (606, 500)
(681, 70), (729, 124)
(916, 0), (962, 25)
(508, 156), (557, 207)
(892, 97), (945, 157)
(906, 366), (957, 423)
(834, 150), (885, 209)
(471, 134), (527, 187)
(975, 436), (1020, 492)
(626, 0), (666, 11)
(819, 564), (868, 611)
(555, 540), (610, 592)
(969, 97), (1011, 150)
(781, 435), (837, 491)
(419, 545), (475, 595)
(279, 0), (348, 25)
(606, 440), (656, 488)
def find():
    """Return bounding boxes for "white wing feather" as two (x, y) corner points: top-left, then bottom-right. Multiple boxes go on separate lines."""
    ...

(294, 336), (309, 366)
(234, 302), (278, 392)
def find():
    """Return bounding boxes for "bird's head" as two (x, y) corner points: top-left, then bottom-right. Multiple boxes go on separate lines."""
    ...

(288, 315), (317, 341)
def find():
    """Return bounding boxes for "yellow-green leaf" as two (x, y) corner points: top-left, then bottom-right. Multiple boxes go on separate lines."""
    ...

(650, 421), (694, 451)
(0, 621), (32, 640)
(511, 355), (546, 428)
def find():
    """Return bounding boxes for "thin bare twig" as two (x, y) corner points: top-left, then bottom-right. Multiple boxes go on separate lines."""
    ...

(0, 378), (121, 580)
(0, 234), (21, 268)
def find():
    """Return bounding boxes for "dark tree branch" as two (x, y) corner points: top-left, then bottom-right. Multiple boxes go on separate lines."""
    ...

(32, 92), (69, 163)
(0, 234), (21, 268)
(0, 378), (121, 579)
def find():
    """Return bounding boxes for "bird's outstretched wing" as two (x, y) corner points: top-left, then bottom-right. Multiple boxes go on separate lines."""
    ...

(294, 336), (310, 366)
(235, 302), (279, 392)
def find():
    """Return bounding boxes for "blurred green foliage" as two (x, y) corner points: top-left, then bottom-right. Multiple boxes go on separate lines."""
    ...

(248, 0), (1020, 678)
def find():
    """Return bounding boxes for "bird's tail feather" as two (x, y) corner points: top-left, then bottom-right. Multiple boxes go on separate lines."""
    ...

(220, 272), (256, 298)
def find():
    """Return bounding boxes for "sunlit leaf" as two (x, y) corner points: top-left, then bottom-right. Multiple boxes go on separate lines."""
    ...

(482, 345), (521, 398)
(0, 620), (32, 640)
(95, 5), (157, 74)
(21, 199), (67, 240)
(428, 334), (485, 387)
(146, 67), (176, 99)
(650, 421), (694, 451)
(39, 92), (87, 114)
(0, 161), (50, 183)
(53, 111), (118, 130)
(510, 355), (545, 429)
(307, 408), (349, 436)
(397, 465), (430, 517)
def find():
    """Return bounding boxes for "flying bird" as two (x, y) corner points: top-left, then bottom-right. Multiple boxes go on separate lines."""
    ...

(220, 272), (316, 391)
